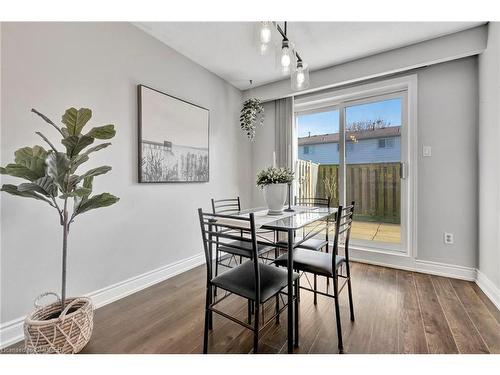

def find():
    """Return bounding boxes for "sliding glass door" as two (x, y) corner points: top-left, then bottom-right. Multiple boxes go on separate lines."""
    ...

(295, 90), (408, 253)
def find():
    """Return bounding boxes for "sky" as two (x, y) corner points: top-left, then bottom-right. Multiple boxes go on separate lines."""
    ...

(297, 98), (402, 138)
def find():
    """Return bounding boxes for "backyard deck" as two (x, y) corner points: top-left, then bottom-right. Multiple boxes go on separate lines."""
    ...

(351, 221), (400, 243)
(305, 220), (401, 245)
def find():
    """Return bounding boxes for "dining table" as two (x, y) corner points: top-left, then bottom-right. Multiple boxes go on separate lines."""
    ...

(236, 205), (338, 353)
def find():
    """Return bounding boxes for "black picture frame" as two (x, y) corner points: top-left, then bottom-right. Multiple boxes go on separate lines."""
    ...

(138, 84), (210, 183)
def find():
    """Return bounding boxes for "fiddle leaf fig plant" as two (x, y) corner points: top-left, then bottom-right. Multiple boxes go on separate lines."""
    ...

(0, 107), (119, 309)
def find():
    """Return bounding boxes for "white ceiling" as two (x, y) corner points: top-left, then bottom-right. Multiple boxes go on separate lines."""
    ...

(134, 22), (484, 90)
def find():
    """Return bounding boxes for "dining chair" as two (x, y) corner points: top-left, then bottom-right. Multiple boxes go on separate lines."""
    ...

(211, 197), (275, 277)
(198, 209), (299, 354)
(278, 196), (331, 303)
(294, 196), (331, 252)
(274, 202), (355, 353)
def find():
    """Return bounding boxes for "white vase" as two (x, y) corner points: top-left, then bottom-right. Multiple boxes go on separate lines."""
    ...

(263, 183), (287, 215)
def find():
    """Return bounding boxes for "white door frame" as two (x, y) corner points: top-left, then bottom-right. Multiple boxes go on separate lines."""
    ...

(294, 75), (418, 261)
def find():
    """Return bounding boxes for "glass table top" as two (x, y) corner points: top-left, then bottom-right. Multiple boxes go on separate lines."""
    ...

(237, 206), (337, 231)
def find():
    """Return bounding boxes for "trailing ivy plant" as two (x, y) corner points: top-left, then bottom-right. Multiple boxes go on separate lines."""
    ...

(0, 108), (119, 310)
(240, 98), (264, 141)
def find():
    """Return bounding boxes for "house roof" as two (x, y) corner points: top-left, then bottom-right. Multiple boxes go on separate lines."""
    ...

(298, 126), (401, 146)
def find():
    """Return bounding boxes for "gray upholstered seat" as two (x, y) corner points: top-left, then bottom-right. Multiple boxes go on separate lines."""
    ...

(218, 240), (274, 258)
(274, 248), (345, 277)
(212, 261), (299, 303)
(277, 237), (328, 252)
(296, 238), (328, 251)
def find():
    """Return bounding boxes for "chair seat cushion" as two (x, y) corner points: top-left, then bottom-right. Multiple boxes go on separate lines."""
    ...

(297, 238), (328, 251)
(212, 261), (299, 303)
(277, 237), (328, 251)
(273, 249), (345, 277)
(218, 240), (274, 258)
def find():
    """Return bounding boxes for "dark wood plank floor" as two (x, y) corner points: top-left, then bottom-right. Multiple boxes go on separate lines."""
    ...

(7, 262), (500, 354)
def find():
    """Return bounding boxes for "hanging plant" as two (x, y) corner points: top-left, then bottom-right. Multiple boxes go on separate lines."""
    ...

(240, 98), (264, 141)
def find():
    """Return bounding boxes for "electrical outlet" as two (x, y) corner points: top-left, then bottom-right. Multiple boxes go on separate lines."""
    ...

(423, 145), (432, 157)
(444, 233), (454, 245)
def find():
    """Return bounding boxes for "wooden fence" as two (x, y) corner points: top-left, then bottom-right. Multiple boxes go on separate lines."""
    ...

(296, 160), (319, 201)
(297, 160), (401, 223)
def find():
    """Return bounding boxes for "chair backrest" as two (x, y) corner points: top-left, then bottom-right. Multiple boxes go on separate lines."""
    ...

(198, 209), (261, 299)
(211, 197), (241, 215)
(294, 196), (330, 208)
(332, 202), (355, 265)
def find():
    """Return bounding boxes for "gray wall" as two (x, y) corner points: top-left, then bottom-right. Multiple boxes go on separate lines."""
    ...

(0, 22), (251, 323)
(417, 57), (478, 267)
(478, 22), (500, 289)
(250, 57), (479, 268)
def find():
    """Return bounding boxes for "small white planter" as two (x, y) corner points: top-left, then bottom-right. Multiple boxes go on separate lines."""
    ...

(263, 183), (287, 215)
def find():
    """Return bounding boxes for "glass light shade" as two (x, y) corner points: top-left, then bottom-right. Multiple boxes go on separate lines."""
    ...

(276, 40), (295, 75)
(259, 42), (270, 55)
(291, 62), (310, 90)
(255, 22), (273, 55)
(259, 22), (272, 44)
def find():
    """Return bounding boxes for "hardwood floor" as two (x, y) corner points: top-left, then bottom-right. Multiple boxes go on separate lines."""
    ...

(6, 262), (500, 354)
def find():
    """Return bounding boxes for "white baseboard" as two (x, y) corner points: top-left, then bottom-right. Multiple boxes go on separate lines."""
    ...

(0, 317), (24, 351)
(0, 252), (206, 349)
(414, 259), (477, 281)
(476, 270), (500, 311)
(90, 252), (205, 309)
(350, 251), (477, 281)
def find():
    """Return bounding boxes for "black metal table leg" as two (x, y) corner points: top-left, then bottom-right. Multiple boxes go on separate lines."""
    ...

(287, 229), (294, 353)
(294, 277), (299, 347)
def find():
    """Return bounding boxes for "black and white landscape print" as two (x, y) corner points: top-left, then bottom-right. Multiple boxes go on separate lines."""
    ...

(138, 85), (209, 182)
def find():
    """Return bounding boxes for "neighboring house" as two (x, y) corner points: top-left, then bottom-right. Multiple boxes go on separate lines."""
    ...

(298, 126), (401, 164)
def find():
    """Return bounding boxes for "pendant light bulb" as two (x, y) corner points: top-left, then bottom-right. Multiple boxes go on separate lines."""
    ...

(281, 47), (291, 68)
(259, 22), (272, 44)
(280, 39), (292, 71)
(296, 68), (305, 85)
(291, 60), (310, 90)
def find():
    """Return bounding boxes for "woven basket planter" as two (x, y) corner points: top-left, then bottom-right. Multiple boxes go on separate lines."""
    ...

(24, 292), (94, 354)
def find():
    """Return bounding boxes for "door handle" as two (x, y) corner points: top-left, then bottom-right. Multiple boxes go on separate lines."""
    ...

(400, 162), (408, 179)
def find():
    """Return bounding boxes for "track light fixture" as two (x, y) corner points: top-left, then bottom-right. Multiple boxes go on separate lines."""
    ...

(257, 21), (309, 91)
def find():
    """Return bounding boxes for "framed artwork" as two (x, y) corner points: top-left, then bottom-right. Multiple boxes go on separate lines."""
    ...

(138, 85), (209, 183)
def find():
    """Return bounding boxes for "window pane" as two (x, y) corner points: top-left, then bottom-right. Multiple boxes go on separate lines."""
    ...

(345, 98), (402, 245)
(296, 110), (339, 206)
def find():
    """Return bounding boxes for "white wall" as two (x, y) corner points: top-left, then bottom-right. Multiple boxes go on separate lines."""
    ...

(0, 22), (251, 324)
(250, 57), (479, 269)
(478, 22), (500, 291)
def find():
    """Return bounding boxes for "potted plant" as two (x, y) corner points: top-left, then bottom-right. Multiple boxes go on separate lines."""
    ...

(0, 107), (119, 353)
(240, 98), (264, 140)
(256, 166), (294, 215)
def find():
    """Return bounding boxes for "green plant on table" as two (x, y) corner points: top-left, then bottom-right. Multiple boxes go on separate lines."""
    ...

(256, 166), (294, 188)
